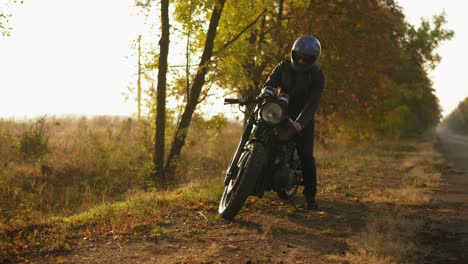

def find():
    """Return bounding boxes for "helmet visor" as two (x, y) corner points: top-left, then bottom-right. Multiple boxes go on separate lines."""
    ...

(292, 51), (316, 65)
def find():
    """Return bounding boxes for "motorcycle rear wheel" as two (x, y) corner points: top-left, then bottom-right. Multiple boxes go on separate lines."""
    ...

(219, 142), (265, 220)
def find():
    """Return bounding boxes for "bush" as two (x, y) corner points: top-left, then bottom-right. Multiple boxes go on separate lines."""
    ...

(0, 120), (16, 163)
(19, 116), (50, 161)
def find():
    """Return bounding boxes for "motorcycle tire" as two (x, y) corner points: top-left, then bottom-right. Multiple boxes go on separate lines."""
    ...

(218, 142), (265, 220)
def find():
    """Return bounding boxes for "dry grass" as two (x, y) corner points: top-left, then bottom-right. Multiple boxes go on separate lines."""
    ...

(337, 140), (444, 264)
(0, 114), (235, 262)
(0, 116), (152, 217)
(0, 115), (446, 263)
(0, 177), (224, 262)
(342, 207), (426, 264)
(0, 114), (236, 217)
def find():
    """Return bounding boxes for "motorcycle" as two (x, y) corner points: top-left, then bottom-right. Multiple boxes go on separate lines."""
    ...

(218, 94), (303, 220)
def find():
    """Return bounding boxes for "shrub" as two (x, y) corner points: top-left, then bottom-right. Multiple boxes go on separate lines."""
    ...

(19, 116), (50, 161)
(0, 120), (16, 163)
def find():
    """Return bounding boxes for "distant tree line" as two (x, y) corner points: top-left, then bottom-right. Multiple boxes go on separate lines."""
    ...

(444, 97), (468, 135)
(133, 0), (453, 184)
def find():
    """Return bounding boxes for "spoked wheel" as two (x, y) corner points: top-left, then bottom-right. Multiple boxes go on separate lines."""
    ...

(219, 142), (265, 220)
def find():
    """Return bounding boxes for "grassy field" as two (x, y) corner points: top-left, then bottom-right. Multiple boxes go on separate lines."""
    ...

(0, 116), (445, 263)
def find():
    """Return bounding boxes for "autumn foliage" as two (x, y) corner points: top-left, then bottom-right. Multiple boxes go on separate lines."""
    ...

(444, 97), (468, 135)
(176, 0), (452, 140)
(0, 1), (458, 261)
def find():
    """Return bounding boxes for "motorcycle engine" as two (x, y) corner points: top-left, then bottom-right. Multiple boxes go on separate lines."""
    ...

(272, 144), (297, 189)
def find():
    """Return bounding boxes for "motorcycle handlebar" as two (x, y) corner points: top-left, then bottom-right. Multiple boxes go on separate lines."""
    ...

(224, 97), (260, 105)
(224, 98), (240, 104)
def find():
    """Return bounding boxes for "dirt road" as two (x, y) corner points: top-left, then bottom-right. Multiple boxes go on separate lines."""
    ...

(428, 126), (468, 263)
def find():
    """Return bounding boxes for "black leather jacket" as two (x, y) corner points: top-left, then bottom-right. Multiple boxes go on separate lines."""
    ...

(263, 60), (325, 128)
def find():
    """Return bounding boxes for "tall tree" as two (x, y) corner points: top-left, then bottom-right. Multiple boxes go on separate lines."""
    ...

(152, 0), (170, 183)
(210, 0), (289, 124)
(165, 0), (227, 178)
(137, 35), (142, 120)
(377, 12), (453, 137)
(445, 97), (468, 135)
(205, 0), (452, 139)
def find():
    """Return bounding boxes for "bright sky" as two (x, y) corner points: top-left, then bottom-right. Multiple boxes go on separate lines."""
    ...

(398, 0), (468, 116)
(0, 0), (466, 118)
(0, 0), (142, 118)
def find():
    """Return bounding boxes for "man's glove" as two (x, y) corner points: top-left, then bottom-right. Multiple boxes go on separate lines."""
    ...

(277, 121), (302, 142)
(261, 86), (275, 97)
(291, 121), (303, 134)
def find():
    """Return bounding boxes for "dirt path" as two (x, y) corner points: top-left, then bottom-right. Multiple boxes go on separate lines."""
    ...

(21, 136), (462, 264)
(425, 126), (468, 263)
(30, 196), (362, 264)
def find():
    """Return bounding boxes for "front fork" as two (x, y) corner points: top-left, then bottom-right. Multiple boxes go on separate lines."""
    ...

(224, 119), (255, 186)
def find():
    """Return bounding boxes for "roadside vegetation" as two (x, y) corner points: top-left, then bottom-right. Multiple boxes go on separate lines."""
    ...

(0, 114), (230, 260)
(129, 0), (453, 185)
(0, 115), (232, 218)
(444, 97), (468, 135)
(0, 0), (455, 263)
(0, 115), (445, 263)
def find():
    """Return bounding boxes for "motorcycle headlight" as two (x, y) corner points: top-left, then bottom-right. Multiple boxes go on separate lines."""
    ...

(260, 102), (283, 125)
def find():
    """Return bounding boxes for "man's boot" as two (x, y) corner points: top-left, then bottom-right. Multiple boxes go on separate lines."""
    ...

(303, 186), (318, 210)
(304, 196), (318, 210)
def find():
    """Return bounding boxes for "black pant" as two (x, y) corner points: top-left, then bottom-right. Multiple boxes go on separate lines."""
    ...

(294, 122), (317, 200)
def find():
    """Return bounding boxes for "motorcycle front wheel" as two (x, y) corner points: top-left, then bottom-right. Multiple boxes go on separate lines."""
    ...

(219, 142), (265, 220)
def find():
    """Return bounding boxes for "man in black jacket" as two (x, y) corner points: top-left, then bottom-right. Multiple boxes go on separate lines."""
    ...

(261, 35), (325, 210)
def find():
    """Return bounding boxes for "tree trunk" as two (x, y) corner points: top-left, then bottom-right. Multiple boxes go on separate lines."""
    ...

(165, 0), (226, 177)
(241, 14), (268, 126)
(152, 0), (170, 183)
(137, 35), (142, 120)
(277, 0), (284, 21)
